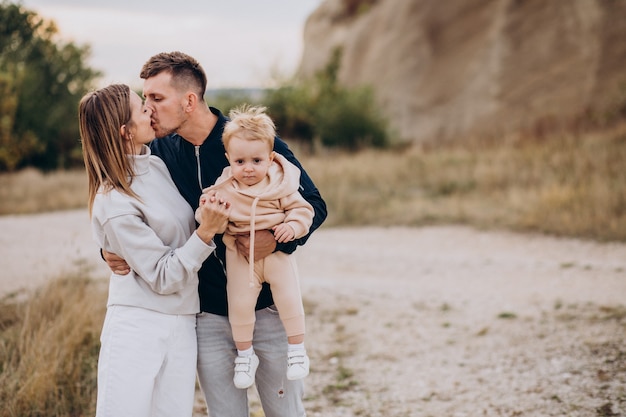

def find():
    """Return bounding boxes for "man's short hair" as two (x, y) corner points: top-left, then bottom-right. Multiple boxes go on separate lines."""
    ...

(140, 51), (207, 97)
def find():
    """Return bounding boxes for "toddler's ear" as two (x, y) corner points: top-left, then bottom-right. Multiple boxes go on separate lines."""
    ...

(269, 151), (276, 162)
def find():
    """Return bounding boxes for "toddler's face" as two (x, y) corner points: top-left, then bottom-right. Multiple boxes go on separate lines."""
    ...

(225, 136), (274, 186)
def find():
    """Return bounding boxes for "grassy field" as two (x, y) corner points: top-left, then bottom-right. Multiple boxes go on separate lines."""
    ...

(313, 121), (626, 242)
(0, 121), (625, 416)
(0, 277), (105, 417)
(2, 120), (625, 241)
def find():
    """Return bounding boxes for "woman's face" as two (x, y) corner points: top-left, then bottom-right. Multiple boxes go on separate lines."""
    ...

(128, 91), (155, 151)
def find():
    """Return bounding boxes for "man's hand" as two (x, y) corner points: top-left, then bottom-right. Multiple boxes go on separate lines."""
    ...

(235, 230), (276, 261)
(102, 249), (130, 275)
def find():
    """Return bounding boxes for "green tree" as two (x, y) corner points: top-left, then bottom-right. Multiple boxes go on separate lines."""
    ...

(0, 1), (100, 171)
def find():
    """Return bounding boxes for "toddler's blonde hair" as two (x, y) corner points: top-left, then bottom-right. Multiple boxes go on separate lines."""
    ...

(223, 105), (275, 151)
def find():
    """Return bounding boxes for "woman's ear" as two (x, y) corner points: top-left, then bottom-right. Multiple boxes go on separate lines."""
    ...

(120, 124), (133, 142)
(120, 125), (133, 142)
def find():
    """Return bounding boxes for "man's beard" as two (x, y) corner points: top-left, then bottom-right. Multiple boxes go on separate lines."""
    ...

(153, 112), (186, 138)
(153, 121), (178, 139)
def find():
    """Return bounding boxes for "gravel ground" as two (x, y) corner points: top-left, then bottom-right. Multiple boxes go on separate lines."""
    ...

(1, 211), (625, 416)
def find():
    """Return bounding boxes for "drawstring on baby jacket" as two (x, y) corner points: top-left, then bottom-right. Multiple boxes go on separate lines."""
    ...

(248, 196), (260, 288)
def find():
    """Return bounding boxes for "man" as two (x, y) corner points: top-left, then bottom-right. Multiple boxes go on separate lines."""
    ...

(104, 52), (327, 417)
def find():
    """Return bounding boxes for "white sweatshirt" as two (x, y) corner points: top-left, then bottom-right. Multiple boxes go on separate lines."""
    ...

(91, 145), (215, 315)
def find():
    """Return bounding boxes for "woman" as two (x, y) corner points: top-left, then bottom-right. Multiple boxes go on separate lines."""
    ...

(79, 84), (230, 417)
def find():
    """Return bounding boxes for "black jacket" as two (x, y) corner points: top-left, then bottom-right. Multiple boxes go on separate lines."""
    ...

(149, 107), (327, 316)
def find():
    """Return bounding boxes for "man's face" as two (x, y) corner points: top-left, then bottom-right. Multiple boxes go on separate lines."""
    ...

(142, 71), (188, 138)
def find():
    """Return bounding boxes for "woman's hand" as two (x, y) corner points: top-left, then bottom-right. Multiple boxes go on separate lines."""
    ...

(196, 190), (230, 244)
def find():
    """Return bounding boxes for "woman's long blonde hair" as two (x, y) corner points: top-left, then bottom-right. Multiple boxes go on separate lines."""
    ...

(78, 84), (139, 216)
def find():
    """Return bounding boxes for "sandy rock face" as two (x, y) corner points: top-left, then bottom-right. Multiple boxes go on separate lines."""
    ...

(298, 0), (626, 143)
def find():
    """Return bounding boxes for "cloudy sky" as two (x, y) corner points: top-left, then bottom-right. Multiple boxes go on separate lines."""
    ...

(19, 0), (322, 89)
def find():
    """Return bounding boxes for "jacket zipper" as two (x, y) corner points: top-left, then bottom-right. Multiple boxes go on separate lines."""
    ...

(195, 144), (226, 274)
(195, 145), (202, 189)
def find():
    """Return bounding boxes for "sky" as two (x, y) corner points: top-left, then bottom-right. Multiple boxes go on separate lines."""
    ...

(18, 0), (323, 90)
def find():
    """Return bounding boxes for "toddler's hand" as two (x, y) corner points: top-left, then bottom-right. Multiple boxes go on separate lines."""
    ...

(272, 223), (295, 243)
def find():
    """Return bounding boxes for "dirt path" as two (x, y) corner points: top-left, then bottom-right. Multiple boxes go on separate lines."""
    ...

(0, 209), (110, 297)
(296, 227), (626, 416)
(1, 210), (625, 416)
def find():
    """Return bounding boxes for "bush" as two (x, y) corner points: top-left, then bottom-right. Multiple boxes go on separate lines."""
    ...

(315, 86), (388, 149)
(206, 88), (263, 116)
(264, 46), (390, 150)
(264, 84), (316, 145)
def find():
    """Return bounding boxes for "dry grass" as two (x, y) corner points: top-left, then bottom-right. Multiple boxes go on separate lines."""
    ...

(0, 276), (106, 417)
(1, 121), (625, 241)
(306, 121), (626, 241)
(0, 167), (87, 215)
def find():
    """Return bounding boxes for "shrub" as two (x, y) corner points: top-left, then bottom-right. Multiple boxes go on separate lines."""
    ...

(264, 84), (316, 145)
(264, 46), (390, 151)
(315, 86), (388, 149)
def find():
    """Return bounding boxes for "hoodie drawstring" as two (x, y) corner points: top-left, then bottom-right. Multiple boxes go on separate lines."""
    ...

(248, 196), (261, 288)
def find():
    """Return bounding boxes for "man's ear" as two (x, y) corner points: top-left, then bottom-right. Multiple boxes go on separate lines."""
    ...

(184, 92), (197, 113)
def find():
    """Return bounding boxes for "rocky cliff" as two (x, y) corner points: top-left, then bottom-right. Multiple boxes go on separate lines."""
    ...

(298, 0), (626, 143)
